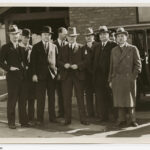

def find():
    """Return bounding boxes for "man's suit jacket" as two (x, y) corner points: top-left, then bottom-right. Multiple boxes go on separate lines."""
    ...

(0, 42), (26, 80)
(30, 41), (50, 80)
(57, 43), (88, 81)
(93, 40), (117, 87)
(82, 41), (98, 75)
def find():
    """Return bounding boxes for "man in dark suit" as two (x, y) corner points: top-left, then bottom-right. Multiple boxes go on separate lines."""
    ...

(82, 27), (98, 119)
(54, 27), (68, 118)
(19, 28), (36, 126)
(93, 26), (117, 122)
(57, 27), (89, 125)
(30, 26), (57, 125)
(0, 25), (27, 129)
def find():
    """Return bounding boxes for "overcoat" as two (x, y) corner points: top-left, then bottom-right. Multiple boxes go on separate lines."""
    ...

(108, 43), (142, 107)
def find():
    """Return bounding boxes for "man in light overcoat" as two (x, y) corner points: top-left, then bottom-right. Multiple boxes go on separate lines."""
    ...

(109, 27), (142, 127)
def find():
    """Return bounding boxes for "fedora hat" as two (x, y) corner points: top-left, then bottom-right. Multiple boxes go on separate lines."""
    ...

(22, 28), (31, 38)
(41, 26), (53, 34)
(98, 26), (110, 34)
(115, 27), (128, 36)
(83, 27), (94, 36)
(8, 25), (20, 34)
(67, 27), (80, 36)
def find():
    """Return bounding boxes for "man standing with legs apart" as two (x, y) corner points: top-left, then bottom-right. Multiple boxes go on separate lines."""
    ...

(54, 27), (68, 118)
(30, 26), (58, 125)
(57, 27), (89, 125)
(93, 26), (117, 122)
(109, 27), (142, 127)
(0, 25), (26, 129)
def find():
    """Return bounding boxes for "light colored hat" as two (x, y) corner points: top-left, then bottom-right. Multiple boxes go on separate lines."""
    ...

(8, 25), (20, 34)
(83, 27), (94, 36)
(115, 27), (128, 36)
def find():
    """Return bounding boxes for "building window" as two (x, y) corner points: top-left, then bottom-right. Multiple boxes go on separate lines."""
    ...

(138, 7), (150, 23)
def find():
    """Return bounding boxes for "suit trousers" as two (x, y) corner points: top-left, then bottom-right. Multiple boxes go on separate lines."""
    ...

(56, 80), (64, 117)
(95, 84), (114, 120)
(61, 75), (87, 123)
(6, 72), (23, 125)
(19, 79), (36, 123)
(36, 73), (56, 122)
(85, 77), (95, 117)
(27, 82), (36, 121)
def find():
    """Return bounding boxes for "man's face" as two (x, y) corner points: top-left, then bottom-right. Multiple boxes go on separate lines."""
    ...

(9, 32), (20, 43)
(67, 36), (77, 43)
(99, 32), (109, 42)
(85, 35), (94, 43)
(59, 29), (68, 40)
(22, 36), (30, 45)
(116, 34), (127, 45)
(41, 33), (51, 42)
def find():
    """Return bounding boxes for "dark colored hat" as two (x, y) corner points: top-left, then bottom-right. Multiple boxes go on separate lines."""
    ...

(83, 27), (94, 36)
(67, 27), (80, 36)
(115, 27), (128, 36)
(98, 26), (110, 34)
(8, 25), (20, 34)
(22, 28), (31, 38)
(41, 26), (53, 34)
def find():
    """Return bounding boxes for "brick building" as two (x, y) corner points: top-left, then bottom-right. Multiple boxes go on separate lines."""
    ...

(0, 7), (148, 44)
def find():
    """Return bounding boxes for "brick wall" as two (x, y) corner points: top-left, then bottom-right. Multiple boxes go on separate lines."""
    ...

(69, 7), (137, 44)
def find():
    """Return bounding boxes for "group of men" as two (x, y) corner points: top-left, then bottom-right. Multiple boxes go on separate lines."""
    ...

(0, 24), (142, 129)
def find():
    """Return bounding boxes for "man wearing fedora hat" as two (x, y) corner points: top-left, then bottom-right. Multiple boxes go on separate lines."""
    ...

(82, 27), (98, 119)
(109, 27), (142, 127)
(57, 27), (89, 125)
(93, 26), (117, 122)
(0, 25), (27, 129)
(54, 27), (68, 118)
(30, 26), (58, 125)
(19, 28), (36, 126)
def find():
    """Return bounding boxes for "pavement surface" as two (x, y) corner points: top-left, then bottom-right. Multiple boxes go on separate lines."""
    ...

(1, 99), (150, 142)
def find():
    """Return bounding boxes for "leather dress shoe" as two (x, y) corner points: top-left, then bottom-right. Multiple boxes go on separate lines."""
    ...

(49, 119), (58, 123)
(36, 121), (43, 126)
(21, 123), (31, 128)
(81, 121), (90, 125)
(116, 121), (126, 128)
(64, 121), (71, 125)
(130, 122), (138, 127)
(8, 124), (16, 129)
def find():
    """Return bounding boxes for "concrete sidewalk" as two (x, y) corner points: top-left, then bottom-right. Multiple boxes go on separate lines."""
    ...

(1, 100), (150, 140)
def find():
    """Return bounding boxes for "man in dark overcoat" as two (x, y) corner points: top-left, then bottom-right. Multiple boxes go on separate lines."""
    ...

(109, 27), (142, 127)
(0, 25), (27, 129)
(57, 27), (89, 125)
(54, 27), (68, 118)
(93, 26), (117, 122)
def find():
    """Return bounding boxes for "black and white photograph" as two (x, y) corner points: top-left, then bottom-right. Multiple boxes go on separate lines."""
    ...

(0, 3), (150, 143)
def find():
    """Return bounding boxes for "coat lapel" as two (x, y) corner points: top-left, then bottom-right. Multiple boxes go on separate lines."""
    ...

(119, 43), (130, 63)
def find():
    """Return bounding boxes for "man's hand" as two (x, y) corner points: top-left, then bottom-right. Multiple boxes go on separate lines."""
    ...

(64, 63), (70, 69)
(109, 82), (112, 88)
(71, 64), (78, 70)
(32, 75), (38, 82)
(10, 66), (19, 71)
